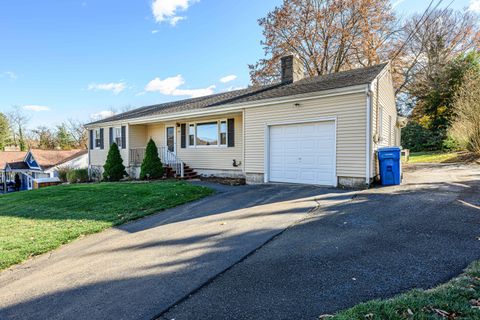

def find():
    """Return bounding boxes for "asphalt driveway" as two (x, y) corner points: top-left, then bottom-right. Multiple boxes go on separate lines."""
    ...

(160, 164), (480, 319)
(0, 183), (345, 320)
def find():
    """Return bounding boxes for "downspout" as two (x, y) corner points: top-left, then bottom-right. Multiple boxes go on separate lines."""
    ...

(242, 109), (246, 174)
(87, 139), (91, 180)
(366, 85), (373, 185)
(375, 77), (380, 142)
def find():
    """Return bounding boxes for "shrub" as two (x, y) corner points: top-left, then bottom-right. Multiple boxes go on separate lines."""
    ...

(450, 69), (480, 153)
(57, 167), (72, 182)
(103, 143), (127, 182)
(140, 139), (164, 180)
(401, 122), (444, 152)
(66, 169), (89, 183)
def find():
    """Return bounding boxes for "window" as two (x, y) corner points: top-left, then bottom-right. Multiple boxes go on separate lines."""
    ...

(113, 127), (122, 147)
(188, 124), (195, 146)
(187, 120), (228, 147)
(219, 121), (227, 146)
(196, 122), (218, 146)
(94, 129), (101, 148)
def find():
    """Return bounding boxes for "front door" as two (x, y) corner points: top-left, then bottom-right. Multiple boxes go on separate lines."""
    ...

(166, 126), (175, 154)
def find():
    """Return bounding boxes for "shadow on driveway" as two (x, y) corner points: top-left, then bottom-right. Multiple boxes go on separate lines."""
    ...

(160, 167), (480, 319)
(0, 183), (345, 320)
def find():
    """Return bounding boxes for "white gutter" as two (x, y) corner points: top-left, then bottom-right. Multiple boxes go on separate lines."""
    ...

(85, 85), (368, 129)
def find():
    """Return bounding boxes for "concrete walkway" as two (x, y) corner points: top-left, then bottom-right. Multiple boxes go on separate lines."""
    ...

(160, 164), (480, 319)
(0, 183), (349, 320)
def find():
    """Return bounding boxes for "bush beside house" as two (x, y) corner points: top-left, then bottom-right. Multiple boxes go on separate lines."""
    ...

(140, 139), (164, 180)
(103, 143), (127, 182)
(66, 169), (89, 183)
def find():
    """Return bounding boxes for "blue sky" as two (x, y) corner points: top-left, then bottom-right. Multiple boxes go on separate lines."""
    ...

(0, 0), (476, 129)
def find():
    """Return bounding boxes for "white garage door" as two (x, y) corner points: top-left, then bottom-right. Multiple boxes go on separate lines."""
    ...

(269, 121), (336, 186)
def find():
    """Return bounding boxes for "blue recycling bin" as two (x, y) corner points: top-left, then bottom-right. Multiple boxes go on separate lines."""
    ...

(378, 147), (401, 186)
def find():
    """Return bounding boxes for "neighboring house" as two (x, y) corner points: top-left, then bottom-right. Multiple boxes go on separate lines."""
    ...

(0, 149), (88, 191)
(86, 55), (400, 188)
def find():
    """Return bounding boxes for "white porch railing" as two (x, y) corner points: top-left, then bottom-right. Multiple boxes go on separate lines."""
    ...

(130, 147), (184, 178)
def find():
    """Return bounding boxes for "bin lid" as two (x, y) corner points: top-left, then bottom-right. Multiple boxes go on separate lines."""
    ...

(378, 147), (401, 153)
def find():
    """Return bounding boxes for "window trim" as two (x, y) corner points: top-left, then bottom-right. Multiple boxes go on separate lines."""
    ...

(112, 127), (123, 147)
(187, 119), (229, 148)
(94, 129), (102, 149)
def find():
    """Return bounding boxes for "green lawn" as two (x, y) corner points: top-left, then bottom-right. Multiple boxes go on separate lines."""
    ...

(326, 260), (480, 319)
(0, 181), (213, 270)
(406, 151), (461, 163)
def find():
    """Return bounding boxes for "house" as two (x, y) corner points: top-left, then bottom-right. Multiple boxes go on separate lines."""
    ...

(0, 149), (88, 192)
(86, 55), (400, 188)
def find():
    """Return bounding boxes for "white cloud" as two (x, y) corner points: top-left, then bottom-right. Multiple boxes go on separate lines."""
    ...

(219, 74), (237, 83)
(144, 74), (215, 98)
(170, 16), (186, 26)
(151, 0), (197, 25)
(469, 0), (480, 12)
(23, 105), (50, 112)
(87, 82), (126, 95)
(1, 71), (18, 80)
(90, 110), (115, 120)
(151, 29), (159, 34)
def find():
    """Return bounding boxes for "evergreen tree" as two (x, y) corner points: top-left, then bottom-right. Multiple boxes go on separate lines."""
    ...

(140, 139), (164, 180)
(103, 143), (127, 181)
(0, 113), (10, 150)
(56, 124), (74, 150)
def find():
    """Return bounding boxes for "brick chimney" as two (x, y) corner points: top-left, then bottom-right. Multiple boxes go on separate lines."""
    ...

(281, 55), (304, 83)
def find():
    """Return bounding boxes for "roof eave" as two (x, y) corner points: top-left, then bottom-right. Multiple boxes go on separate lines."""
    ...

(85, 84), (369, 128)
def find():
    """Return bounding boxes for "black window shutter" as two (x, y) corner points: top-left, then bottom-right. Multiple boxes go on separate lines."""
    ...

(99, 128), (104, 149)
(89, 130), (94, 149)
(180, 124), (186, 148)
(227, 118), (235, 147)
(121, 126), (126, 149)
(109, 127), (113, 146)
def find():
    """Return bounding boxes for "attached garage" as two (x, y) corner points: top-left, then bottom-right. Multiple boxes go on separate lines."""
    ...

(267, 120), (336, 186)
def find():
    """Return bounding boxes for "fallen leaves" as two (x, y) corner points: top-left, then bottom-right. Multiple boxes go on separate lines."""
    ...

(471, 299), (480, 310)
(423, 306), (460, 319)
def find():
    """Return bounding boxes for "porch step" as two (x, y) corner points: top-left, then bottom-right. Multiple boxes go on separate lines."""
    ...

(166, 164), (198, 180)
(179, 165), (199, 180)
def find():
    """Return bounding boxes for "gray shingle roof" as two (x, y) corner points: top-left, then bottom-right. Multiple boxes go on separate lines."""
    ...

(7, 161), (29, 170)
(88, 63), (388, 125)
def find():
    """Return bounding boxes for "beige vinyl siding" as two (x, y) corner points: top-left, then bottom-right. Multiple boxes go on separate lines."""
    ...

(176, 114), (243, 171)
(124, 115), (243, 172)
(146, 123), (165, 147)
(244, 92), (367, 178)
(89, 126), (128, 167)
(371, 67), (397, 176)
(129, 125), (147, 148)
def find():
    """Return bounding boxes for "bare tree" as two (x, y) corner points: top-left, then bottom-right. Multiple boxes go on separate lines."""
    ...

(31, 126), (56, 150)
(249, 0), (398, 85)
(65, 119), (87, 149)
(392, 9), (480, 106)
(7, 106), (30, 151)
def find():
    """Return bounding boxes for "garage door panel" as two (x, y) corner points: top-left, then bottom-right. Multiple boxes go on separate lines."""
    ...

(269, 121), (336, 186)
